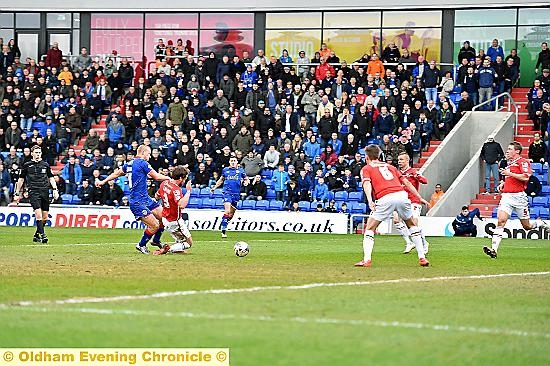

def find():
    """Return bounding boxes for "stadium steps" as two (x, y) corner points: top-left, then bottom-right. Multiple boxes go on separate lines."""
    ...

(413, 140), (442, 168)
(467, 87), (532, 217)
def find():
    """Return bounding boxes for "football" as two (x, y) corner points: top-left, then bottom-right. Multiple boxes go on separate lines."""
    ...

(234, 241), (250, 257)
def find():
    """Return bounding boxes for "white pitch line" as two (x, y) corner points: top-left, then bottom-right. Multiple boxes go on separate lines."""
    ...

(0, 239), (307, 248)
(7, 306), (550, 339)
(5, 271), (550, 307)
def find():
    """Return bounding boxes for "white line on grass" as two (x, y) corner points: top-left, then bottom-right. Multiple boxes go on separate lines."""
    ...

(7, 306), (550, 339)
(6, 239), (302, 248)
(5, 271), (550, 307)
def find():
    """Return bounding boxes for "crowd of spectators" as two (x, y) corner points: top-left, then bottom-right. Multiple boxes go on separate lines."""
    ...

(0, 35), (549, 209)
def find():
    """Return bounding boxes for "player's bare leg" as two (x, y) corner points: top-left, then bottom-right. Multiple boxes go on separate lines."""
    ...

(394, 211), (414, 253)
(150, 206), (165, 248)
(403, 217), (429, 266)
(135, 214), (160, 254)
(354, 217), (381, 267)
(221, 202), (236, 238)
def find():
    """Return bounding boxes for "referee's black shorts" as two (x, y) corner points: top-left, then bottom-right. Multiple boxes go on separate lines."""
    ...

(29, 190), (50, 211)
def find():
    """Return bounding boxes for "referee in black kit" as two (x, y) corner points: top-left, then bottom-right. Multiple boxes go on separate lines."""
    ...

(13, 145), (60, 243)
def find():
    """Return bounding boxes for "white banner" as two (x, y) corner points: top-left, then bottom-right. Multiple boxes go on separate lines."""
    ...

(0, 206), (348, 234)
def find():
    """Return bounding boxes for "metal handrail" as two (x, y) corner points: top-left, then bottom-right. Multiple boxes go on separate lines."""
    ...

(472, 92), (519, 135)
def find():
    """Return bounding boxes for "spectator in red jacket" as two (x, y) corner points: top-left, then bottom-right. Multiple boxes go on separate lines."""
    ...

(45, 42), (63, 69)
(315, 57), (335, 81)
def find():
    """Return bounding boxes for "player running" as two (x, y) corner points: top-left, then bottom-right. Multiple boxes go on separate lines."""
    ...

(210, 156), (248, 238)
(96, 145), (170, 254)
(13, 145), (60, 243)
(153, 166), (193, 255)
(483, 142), (550, 258)
(395, 152), (430, 254)
(355, 145), (429, 267)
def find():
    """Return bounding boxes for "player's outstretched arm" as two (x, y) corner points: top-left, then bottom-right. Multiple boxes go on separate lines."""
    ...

(211, 176), (224, 193)
(149, 169), (171, 182)
(96, 168), (125, 187)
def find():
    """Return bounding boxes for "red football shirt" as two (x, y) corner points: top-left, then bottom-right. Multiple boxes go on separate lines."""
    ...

(361, 162), (404, 200)
(400, 167), (428, 204)
(157, 180), (183, 222)
(501, 157), (531, 193)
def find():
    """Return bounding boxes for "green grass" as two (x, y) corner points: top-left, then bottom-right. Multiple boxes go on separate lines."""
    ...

(1, 227), (549, 366)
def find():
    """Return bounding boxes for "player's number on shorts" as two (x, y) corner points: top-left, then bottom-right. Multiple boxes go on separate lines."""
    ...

(379, 166), (394, 180)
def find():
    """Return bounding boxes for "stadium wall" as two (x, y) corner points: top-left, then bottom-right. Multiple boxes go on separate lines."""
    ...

(420, 112), (514, 215)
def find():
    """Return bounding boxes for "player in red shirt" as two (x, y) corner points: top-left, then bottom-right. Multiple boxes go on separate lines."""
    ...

(153, 166), (193, 255)
(484, 142), (550, 258)
(355, 145), (429, 267)
(395, 152), (430, 254)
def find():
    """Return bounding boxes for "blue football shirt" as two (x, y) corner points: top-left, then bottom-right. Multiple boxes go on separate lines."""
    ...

(222, 167), (246, 195)
(122, 158), (152, 201)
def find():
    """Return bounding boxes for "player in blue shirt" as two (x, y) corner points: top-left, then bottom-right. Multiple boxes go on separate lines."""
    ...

(96, 145), (170, 253)
(452, 206), (483, 237)
(210, 156), (248, 238)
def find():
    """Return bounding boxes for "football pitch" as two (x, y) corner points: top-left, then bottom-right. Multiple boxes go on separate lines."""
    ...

(1, 227), (549, 366)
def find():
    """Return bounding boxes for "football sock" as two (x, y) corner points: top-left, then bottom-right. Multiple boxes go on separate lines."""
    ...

(395, 222), (413, 246)
(170, 242), (191, 253)
(491, 226), (504, 252)
(362, 230), (375, 262)
(409, 226), (426, 258)
(138, 229), (154, 247)
(221, 215), (230, 232)
(36, 220), (44, 235)
(152, 227), (164, 244)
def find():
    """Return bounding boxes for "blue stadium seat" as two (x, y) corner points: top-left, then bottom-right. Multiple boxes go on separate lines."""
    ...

(542, 186), (550, 196)
(533, 197), (548, 206)
(261, 169), (273, 179)
(201, 198), (216, 209)
(492, 207), (498, 218)
(334, 191), (348, 202)
(348, 191), (362, 202)
(242, 199), (256, 210)
(187, 198), (201, 209)
(326, 191), (335, 202)
(310, 202), (323, 211)
(530, 207), (540, 219)
(269, 200), (284, 211)
(214, 198), (224, 209)
(352, 203), (367, 214)
(531, 163), (543, 173)
(298, 201), (310, 211)
(528, 196), (533, 206)
(200, 188), (212, 197)
(262, 179), (273, 189)
(61, 194), (73, 204)
(237, 200), (243, 209)
(255, 200), (269, 210)
(542, 164), (549, 172)
(72, 195), (81, 205)
(266, 189), (276, 200)
(539, 208), (550, 219)
(212, 188), (223, 198)
(536, 174), (548, 185)
(191, 188), (201, 197)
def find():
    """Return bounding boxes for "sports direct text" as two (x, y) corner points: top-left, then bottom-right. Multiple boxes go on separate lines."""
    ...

(0, 348), (229, 365)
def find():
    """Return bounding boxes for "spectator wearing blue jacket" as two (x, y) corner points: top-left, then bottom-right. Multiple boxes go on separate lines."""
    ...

(152, 97), (168, 119)
(328, 133), (343, 155)
(106, 116), (126, 148)
(478, 59), (498, 110)
(272, 164), (290, 201)
(374, 106), (395, 138)
(61, 156), (82, 195)
(312, 177), (329, 202)
(416, 112), (433, 150)
(297, 169), (313, 201)
(487, 39), (504, 62)
(422, 60), (440, 103)
(242, 64), (258, 91)
(303, 135), (321, 159)
(216, 55), (233, 84)
(0, 162), (11, 204)
(452, 206), (482, 237)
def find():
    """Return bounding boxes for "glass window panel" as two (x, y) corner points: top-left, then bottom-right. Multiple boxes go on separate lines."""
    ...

(519, 8), (550, 25)
(0, 29), (14, 43)
(453, 26), (516, 61)
(517, 26), (550, 87)
(200, 13), (254, 29)
(145, 13), (198, 29)
(48, 33), (71, 55)
(323, 12), (381, 29)
(265, 30), (321, 60)
(73, 13), (80, 28)
(144, 30), (198, 66)
(455, 9), (516, 26)
(0, 13), (14, 28)
(325, 29), (381, 63)
(18, 33), (39, 61)
(199, 29), (254, 58)
(266, 13), (322, 29)
(47, 13), (72, 28)
(72, 29), (80, 55)
(382, 27), (441, 62)
(91, 13), (143, 29)
(382, 11), (441, 28)
(91, 30), (144, 61)
(16, 13), (40, 28)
